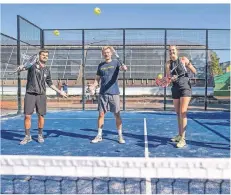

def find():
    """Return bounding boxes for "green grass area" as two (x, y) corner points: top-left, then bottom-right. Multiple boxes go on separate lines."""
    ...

(214, 90), (230, 97)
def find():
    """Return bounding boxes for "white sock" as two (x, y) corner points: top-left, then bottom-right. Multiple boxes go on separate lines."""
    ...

(118, 129), (122, 136)
(98, 128), (102, 136)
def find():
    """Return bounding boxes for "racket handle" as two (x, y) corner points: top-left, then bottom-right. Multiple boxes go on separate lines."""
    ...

(114, 50), (123, 65)
(8, 69), (19, 75)
(114, 50), (127, 71)
(116, 57), (123, 66)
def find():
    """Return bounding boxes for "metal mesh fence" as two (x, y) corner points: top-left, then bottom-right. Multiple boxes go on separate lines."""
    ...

(1, 21), (230, 113)
(1, 34), (18, 114)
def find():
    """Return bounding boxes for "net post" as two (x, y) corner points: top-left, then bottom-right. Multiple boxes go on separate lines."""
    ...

(17, 15), (22, 114)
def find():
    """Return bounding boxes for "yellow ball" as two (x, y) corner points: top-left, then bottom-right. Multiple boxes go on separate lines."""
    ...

(94, 7), (101, 15)
(53, 30), (60, 36)
(157, 73), (163, 79)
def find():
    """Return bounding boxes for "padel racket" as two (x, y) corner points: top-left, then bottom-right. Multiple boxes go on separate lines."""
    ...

(112, 48), (127, 71)
(155, 59), (183, 87)
(8, 54), (38, 75)
(156, 58), (186, 87)
(155, 75), (171, 87)
(113, 48), (122, 64)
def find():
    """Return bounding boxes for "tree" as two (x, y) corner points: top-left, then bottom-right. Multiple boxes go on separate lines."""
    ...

(209, 52), (223, 76)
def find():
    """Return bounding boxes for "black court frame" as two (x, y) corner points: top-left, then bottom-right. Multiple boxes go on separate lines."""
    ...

(12, 15), (230, 113)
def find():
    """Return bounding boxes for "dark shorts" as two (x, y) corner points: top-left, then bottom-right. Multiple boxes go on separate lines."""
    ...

(98, 94), (120, 113)
(171, 78), (192, 99)
(24, 93), (47, 115)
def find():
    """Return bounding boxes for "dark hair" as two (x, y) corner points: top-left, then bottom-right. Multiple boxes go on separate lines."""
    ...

(39, 49), (49, 55)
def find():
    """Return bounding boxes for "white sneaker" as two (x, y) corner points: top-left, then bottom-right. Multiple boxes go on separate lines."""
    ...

(91, 135), (102, 143)
(171, 135), (181, 142)
(118, 135), (125, 144)
(176, 138), (186, 148)
(38, 134), (44, 143)
(20, 135), (32, 145)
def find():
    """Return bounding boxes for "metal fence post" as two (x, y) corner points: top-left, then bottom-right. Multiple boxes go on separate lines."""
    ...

(40, 29), (44, 48)
(164, 30), (167, 111)
(17, 15), (22, 114)
(82, 30), (85, 110)
(205, 30), (208, 111)
(123, 29), (126, 111)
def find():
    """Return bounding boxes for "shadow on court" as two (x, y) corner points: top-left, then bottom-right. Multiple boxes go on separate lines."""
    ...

(139, 111), (230, 120)
(190, 119), (230, 142)
(1, 111), (230, 157)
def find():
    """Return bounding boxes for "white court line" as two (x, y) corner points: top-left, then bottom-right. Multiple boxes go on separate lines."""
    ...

(144, 118), (152, 194)
(144, 118), (149, 158)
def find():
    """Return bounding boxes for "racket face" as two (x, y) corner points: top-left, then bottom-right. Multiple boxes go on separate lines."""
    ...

(8, 54), (38, 75)
(23, 54), (38, 69)
(8, 71), (17, 75)
(21, 53), (31, 60)
(21, 53), (37, 63)
(155, 77), (170, 87)
(25, 54), (38, 64)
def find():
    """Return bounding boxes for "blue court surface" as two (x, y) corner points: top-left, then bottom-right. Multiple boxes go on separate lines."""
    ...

(1, 110), (230, 158)
(1, 110), (230, 194)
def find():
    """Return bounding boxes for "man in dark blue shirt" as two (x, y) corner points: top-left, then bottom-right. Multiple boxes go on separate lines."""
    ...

(17, 49), (67, 145)
(89, 46), (127, 144)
